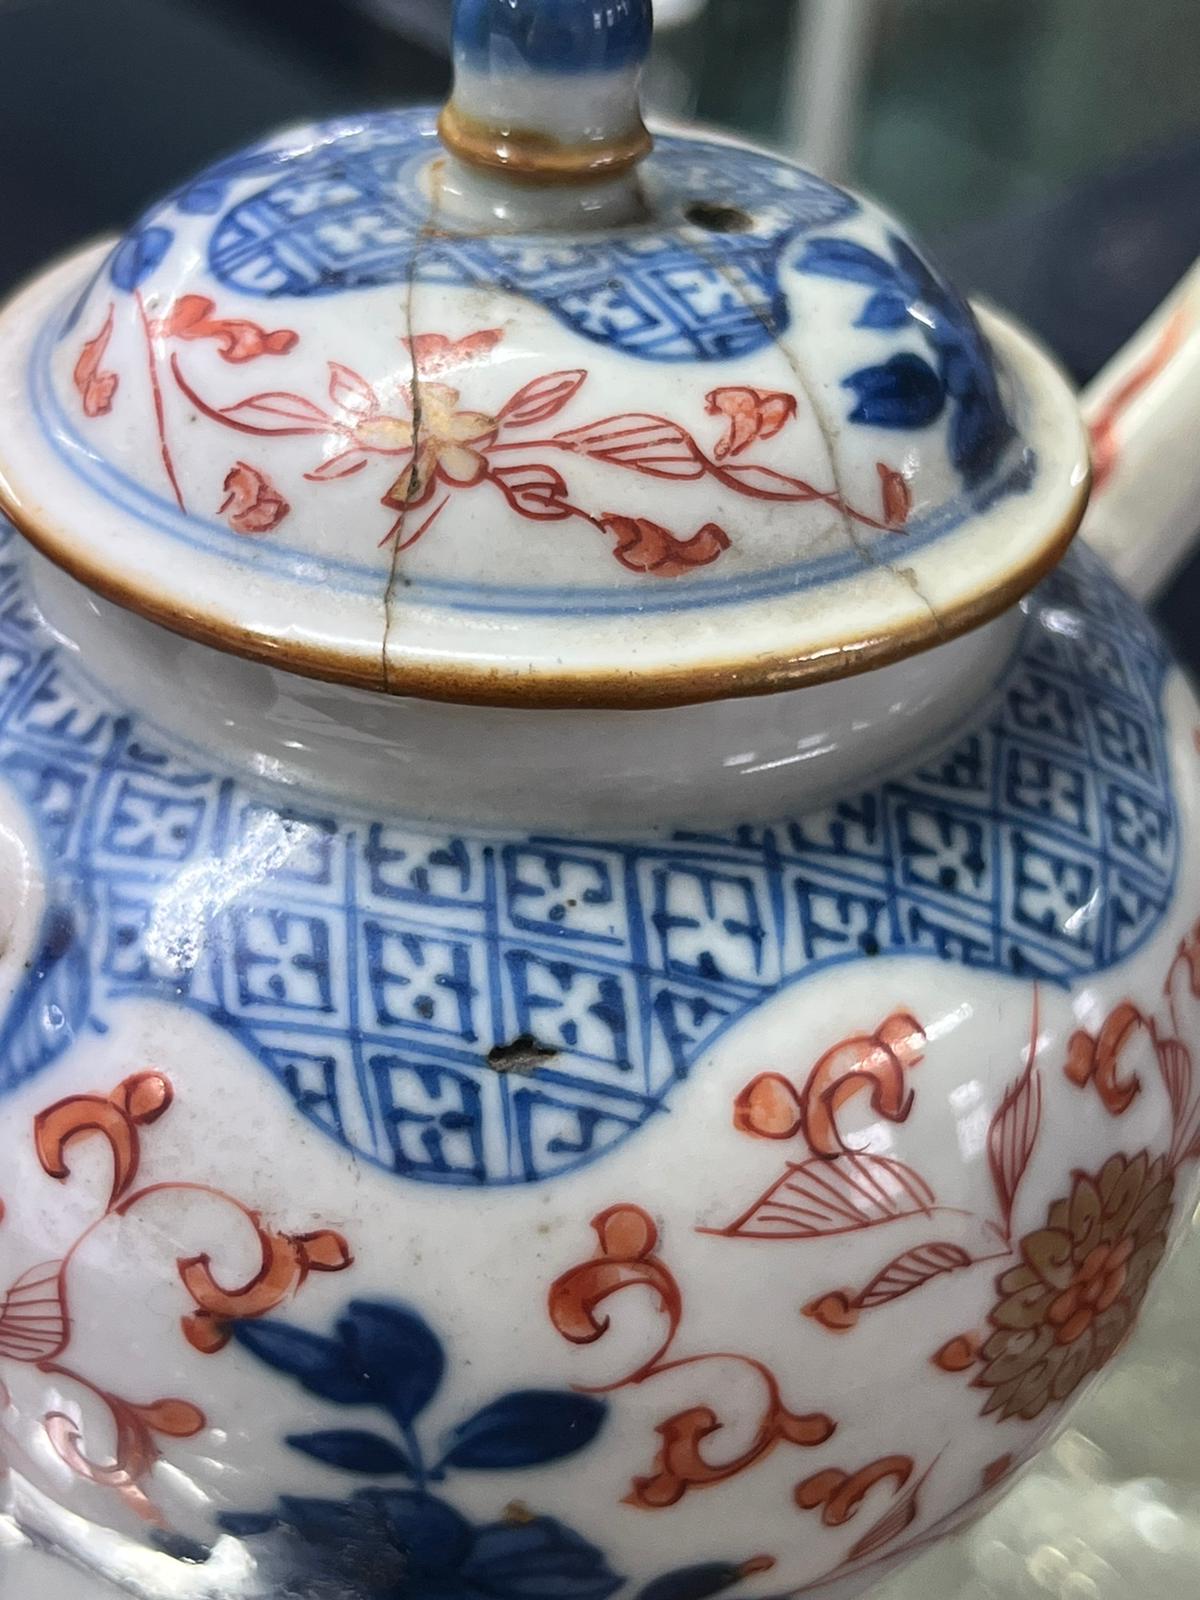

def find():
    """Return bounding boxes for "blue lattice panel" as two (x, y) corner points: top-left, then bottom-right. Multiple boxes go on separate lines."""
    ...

(0, 529), (1180, 1185)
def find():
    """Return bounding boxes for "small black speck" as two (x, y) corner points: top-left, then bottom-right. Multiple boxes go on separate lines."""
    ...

(487, 1034), (560, 1075)
(685, 200), (753, 234)
(859, 932), (880, 956)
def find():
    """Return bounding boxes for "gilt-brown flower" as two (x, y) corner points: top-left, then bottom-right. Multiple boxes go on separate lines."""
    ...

(974, 1151), (1173, 1421)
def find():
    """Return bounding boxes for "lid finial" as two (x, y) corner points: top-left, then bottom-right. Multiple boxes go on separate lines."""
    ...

(439, 0), (654, 183)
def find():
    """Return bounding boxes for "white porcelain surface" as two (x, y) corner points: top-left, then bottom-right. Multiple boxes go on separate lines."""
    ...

(0, 3), (1197, 1593)
(0, 112), (1088, 703)
(9, 1212), (1200, 1600)
(1082, 259), (1200, 602)
(0, 514), (1195, 1599)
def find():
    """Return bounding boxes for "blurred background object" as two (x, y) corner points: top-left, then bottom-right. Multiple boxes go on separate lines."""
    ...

(0, 0), (1198, 643)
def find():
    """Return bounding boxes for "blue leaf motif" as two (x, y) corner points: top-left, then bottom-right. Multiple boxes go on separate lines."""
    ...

(233, 1320), (378, 1406)
(844, 353), (945, 429)
(856, 289), (912, 330)
(0, 906), (90, 1096)
(795, 237), (897, 287)
(234, 1300), (444, 1428)
(338, 1300), (445, 1428)
(286, 1429), (413, 1476)
(441, 1390), (607, 1471)
(799, 227), (1016, 489)
(109, 226), (173, 292)
(463, 1516), (622, 1600)
(219, 1512), (278, 1537)
(220, 1489), (622, 1600)
(951, 384), (1014, 488)
(638, 1563), (775, 1600)
(350, 1488), (473, 1571)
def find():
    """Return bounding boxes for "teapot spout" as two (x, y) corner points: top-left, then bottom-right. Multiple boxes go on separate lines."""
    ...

(1081, 258), (1200, 599)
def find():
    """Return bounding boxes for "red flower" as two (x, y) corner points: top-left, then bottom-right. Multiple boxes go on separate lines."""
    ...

(970, 1151), (1173, 1421)
(381, 382), (499, 512)
(218, 463), (290, 534)
(156, 295), (298, 363)
(601, 515), (730, 577)
(74, 306), (119, 417)
(705, 386), (798, 459)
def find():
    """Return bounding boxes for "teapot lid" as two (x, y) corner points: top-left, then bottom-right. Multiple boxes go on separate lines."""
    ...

(0, 0), (1088, 708)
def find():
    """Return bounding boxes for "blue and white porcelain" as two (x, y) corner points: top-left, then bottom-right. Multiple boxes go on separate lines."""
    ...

(0, 5), (1198, 1599)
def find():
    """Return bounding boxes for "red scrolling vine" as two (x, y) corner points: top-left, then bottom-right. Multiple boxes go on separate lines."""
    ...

(73, 305), (914, 571)
(0, 1071), (351, 1524)
(546, 920), (1200, 1588)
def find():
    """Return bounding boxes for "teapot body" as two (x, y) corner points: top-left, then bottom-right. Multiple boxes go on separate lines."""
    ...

(0, 523), (1197, 1600)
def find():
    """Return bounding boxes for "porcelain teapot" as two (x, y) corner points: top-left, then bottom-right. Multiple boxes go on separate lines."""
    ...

(0, 4), (1199, 1597)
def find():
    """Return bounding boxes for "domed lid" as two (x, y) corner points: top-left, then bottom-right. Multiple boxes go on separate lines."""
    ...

(0, 0), (1088, 708)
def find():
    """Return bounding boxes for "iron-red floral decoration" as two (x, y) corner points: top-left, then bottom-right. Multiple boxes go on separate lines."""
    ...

(0, 1071), (351, 1523)
(704, 923), (1200, 1433)
(548, 1204), (835, 1510)
(547, 1203), (931, 1583)
(218, 461), (291, 535)
(1089, 304), (1189, 492)
(75, 305), (916, 566)
(73, 306), (119, 419)
(957, 1149), (1172, 1422)
(539, 928), (1200, 1592)
(928, 921), (1200, 1419)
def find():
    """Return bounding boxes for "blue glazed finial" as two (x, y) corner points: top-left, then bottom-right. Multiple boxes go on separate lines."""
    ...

(453, 0), (653, 75)
(440, 0), (654, 183)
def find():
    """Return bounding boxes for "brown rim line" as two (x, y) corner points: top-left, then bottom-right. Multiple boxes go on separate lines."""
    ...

(436, 104), (653, 184)
(0, 474), (1088, 712)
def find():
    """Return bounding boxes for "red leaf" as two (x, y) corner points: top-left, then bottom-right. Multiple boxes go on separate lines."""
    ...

(602, 516), (730, 577)
(555, 415), (707, 479)
(157, 295), (298, 363)
(713, 1152), (935, 1240)
(802, 1292), (860, 1332)
(932, 1333), (980, 1373)
(218, 462), (290, 534)
(403, 328), (504, 377)
(490, 462), (572, 520)
(328, 362), (378, 416)
(158, 295), (210, 336)
(706, 386), (798, 458)
(132, 1398), (205, 1438)
(306, 449), (372, 482)
(715, 462), (825, 501)
(878, 462), (912, 528)
(1157, 1035), (1193, 1127)
(219, 392), (334, 432)
(0, 1260), (67, 1362)
(73, 306), (119, 418)
(987, 998), (1043, 1231)
(845, 1475), (923, 1563)
(853, 1241), (973, 1310)
(499, 370), (587, 428)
